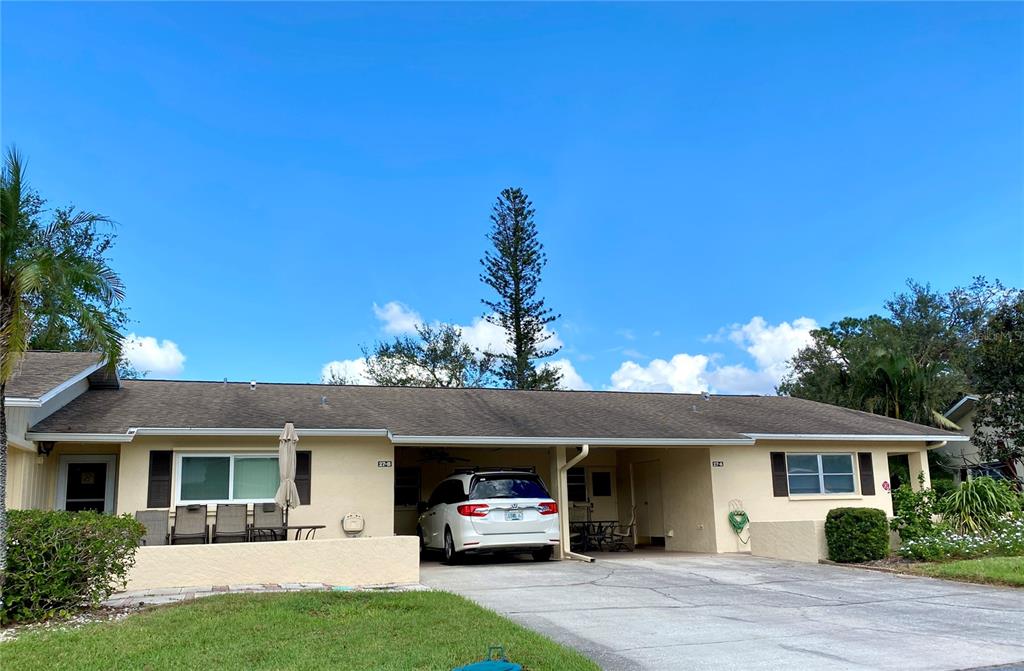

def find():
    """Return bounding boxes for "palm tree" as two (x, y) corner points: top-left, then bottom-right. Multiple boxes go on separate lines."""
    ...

(856, 348), (959, 429)
(0, 147), (125, 588)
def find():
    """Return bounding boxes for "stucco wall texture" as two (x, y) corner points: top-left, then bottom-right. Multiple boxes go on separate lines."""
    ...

(125, 536), (419, 591)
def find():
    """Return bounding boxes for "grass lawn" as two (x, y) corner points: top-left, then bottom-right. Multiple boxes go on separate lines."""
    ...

(0, 591), (598, 671)
(907, 556), (1024, 587)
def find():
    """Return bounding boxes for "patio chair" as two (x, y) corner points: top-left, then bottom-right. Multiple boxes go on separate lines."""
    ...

(135, 510), (169, 546)
(252, 502), (285, 541)
(212, 504), (249, 543)
(170, 504), (210, 544)
(608, 507), (637, 552)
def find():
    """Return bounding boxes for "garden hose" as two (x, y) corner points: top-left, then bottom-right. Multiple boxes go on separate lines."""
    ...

(728, 510), (750, 545)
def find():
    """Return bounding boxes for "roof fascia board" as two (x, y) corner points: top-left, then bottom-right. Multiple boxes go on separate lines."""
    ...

(4, 360), (106, 408)
(26, 432), (135, 443)
(744, 433), (968, 442)
(391, 435), (754, 446)
(944, 395), (979, 420)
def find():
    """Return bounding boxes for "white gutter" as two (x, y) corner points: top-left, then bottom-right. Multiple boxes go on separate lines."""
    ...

(393, 435), (754, 447)
(743, 433), (969, 442)
(26, 432), (135, 443)
(4, 360), (106, 408)
(559, 444), (594, 563)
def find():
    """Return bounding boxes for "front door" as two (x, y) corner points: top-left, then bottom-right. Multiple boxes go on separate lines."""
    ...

(57, 456), (116, 513)
(588, 467), (618, 521)
(632, 460), (664, 542)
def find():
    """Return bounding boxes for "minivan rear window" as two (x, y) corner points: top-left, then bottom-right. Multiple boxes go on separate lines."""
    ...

(470, 475), (550, 500)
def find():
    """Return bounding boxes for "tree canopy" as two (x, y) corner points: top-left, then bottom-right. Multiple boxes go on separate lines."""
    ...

(971, 292), (1024, 468)
(779, 278), (1014, 429)
(356, 323), (495, 388)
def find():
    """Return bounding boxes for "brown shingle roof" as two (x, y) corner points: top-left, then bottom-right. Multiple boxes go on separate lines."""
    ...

(30, 379), (960, 441)
(4, 352), (104, 399)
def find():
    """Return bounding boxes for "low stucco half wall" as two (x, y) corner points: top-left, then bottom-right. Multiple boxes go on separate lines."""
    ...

(749, 520), (828, 563)
(125, 536), (419, 591)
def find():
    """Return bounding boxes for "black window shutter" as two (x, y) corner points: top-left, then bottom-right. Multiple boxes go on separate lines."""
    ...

(770, 452), (789, 497)
(295, 451), (312, 505)
(858, 452), (875, 495)
(147, 451), (173, 508)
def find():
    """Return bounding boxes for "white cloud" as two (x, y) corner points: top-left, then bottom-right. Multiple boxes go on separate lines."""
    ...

(123, 333), (186, 377)
(609, 316), (817, 395)
(542, 358), (591, 390)
(372, 301), (422, 334)
(727, 316), (817, 380)
(320, 358), (373, 385)
(610, 353), (712, 393)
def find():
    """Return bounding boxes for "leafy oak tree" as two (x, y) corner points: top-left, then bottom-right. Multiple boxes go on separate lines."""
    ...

(971, 291), (1024, 472)
(360, 323), (495, 388)
(480, 188), (561, 390)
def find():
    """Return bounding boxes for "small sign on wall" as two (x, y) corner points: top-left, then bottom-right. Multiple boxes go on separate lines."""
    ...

(712, 460), (725, 468)
(377, 460), (393, 468)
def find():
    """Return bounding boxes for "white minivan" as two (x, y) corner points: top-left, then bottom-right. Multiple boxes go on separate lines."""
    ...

(417, 469), (560, 564)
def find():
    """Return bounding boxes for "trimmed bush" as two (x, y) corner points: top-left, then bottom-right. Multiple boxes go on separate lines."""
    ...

(2, 510), (144, 624)
(825, 507), (890, 563)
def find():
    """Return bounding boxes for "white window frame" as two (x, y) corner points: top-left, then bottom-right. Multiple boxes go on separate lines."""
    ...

(56, 454), (117, 514)
(174, 452), (280, 505)
(785, 452), (856, 496)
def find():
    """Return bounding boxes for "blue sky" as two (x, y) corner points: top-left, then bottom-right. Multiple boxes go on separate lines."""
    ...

(3, 2), (1022, 393)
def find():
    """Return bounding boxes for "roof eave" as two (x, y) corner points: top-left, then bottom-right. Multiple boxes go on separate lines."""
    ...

(743, 433), (968, 442)
(5, 359), (106, 408)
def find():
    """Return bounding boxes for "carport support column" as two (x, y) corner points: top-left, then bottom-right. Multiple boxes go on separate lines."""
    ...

(553, 444), (593, 562)
(551, 446), (568, 559)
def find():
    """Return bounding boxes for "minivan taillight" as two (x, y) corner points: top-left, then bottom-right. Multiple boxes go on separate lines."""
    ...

(457, 504), (489, 517)
(538, 501), (558, 515)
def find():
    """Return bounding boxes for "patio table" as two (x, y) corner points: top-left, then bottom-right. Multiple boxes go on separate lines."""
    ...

(281, 524), (326, 540)
(570, 520), (618, 552)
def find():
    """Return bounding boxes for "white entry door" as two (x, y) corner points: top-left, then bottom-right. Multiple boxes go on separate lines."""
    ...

(56, 455), (117, 514)
(632, 460), (664, 540)
(588, 467), (618, 521)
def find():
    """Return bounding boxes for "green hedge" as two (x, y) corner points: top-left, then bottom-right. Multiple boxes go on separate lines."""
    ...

(2, 510), (145, 624)
(825, 507), (890, 563)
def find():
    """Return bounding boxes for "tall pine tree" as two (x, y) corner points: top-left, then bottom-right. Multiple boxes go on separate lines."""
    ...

(480, 187), (562, 389)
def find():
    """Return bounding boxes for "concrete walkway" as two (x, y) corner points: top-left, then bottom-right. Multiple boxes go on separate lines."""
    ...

(421, 552), (1024, 671)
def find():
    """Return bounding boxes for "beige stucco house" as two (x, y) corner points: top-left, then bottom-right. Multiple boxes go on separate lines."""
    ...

(5, 352), (967, 567)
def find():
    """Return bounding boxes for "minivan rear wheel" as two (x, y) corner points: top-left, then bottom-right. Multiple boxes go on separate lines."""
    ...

(443, 528), (461, 565)
(532, 546), (554, 562)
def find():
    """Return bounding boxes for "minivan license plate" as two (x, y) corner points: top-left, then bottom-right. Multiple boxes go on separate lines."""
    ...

(505, 510), (523, 521)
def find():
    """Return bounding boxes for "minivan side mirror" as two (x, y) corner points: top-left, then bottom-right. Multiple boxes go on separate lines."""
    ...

(416, 501), (428, 514)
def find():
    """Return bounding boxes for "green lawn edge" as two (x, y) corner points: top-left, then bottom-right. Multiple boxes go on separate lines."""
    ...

(905, 556), (1024, 588)
(0, 591), (599, 671)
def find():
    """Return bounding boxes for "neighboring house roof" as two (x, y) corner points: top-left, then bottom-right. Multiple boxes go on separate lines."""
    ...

(945, 395), (979, 424)
(29, 379), (965, 444)
(4, 351), (106, 403)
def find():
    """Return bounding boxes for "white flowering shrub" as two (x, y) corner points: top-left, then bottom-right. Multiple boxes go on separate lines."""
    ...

(898, 516), (1024, 561)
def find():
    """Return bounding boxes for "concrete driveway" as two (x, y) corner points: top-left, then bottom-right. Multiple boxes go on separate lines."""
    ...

(421, 552), (1024, 671)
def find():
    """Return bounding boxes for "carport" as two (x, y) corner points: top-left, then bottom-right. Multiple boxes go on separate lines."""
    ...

(393, 441), (724, 560)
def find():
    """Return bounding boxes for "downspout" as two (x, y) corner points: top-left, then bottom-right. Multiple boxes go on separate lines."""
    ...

(559, 444), (595, 562)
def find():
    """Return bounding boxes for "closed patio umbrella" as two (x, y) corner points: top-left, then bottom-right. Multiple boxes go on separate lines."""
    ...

(275, 422), (301, 530)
